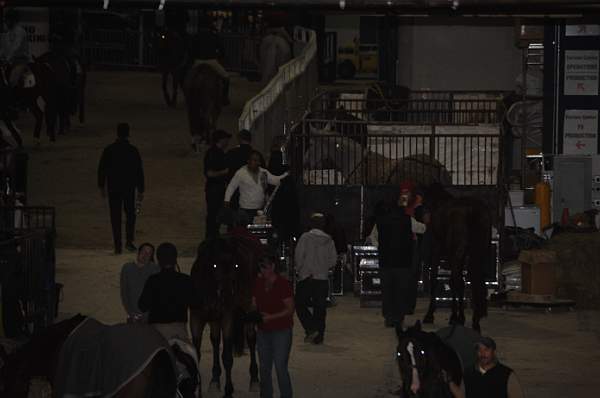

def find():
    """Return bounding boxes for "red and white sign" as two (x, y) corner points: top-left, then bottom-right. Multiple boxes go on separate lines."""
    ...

(564, 50), (599, 96)
(563, 109), (598, 155)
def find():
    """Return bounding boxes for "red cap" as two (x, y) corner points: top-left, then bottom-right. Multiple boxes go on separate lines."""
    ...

(399, 180), (415, 193)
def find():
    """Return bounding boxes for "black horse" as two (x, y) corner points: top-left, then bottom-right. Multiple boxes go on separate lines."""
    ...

(396, 321), (463, 398)
(422, 183), (491, 333)
(189, 235), (262, 398)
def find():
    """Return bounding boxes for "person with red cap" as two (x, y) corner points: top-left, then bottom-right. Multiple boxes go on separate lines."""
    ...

(368, 180), (426, 329)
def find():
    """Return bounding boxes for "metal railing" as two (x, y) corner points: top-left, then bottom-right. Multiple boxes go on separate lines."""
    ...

(293, 118), (501, 188)
(239, 26), (318, 156)
(311, 89), (508, 125)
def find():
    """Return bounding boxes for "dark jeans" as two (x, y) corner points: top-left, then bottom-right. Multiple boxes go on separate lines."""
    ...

(205, 183), (226, 239)
(295, 278), (329, 337)
(381, 266), (417, 324)
(108, 190), (136, 250)
(257, 329), (293, 398)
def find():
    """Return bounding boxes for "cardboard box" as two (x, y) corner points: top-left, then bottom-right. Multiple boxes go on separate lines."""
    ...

(518, 250), (557, 295)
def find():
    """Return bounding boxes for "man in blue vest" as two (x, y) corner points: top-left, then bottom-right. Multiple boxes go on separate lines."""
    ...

(464, 336), (524, 398)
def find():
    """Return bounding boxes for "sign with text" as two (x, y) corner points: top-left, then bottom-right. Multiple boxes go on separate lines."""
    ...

(564, 50), (599, 96)
(563, 109), (598, 155)
(566, 25), (600, 37)
(17, 7), (49, 57)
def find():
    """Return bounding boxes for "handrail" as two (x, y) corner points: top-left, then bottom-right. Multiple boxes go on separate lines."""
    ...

(238, 26), (317, 132)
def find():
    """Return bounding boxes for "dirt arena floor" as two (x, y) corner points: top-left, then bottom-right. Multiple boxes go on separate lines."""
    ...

(15, 71), (600, 397)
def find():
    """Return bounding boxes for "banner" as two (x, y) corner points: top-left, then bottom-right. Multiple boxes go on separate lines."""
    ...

(563, 109), (598, 155)
(564, 50), (599, 96)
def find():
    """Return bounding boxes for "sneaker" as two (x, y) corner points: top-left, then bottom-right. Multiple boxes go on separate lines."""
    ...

(304, 331), (319, 343)
(125, 242), (137, 252)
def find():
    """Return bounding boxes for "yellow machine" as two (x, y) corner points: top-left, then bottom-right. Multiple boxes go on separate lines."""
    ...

(337, 41), (378, 79)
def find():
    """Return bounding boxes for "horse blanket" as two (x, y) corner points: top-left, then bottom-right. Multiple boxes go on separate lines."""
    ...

(53, 317), (176, 397)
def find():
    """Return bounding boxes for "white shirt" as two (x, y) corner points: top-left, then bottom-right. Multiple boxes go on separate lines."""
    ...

(224, 166), (288, 210)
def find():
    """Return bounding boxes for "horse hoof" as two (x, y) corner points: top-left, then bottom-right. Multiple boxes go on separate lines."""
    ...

(249, 381), (260, 392)
(423, 315), (434, 324)
(208, 381), (220, 392)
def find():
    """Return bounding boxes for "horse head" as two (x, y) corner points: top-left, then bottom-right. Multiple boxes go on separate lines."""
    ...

(396, 321), (450, 398)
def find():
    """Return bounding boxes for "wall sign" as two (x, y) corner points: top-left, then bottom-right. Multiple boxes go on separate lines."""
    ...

(17, 7), (49, 57)
(564, 50), (599, 96)
(563, 109), (598, 155)
(566, 25), (600, 37)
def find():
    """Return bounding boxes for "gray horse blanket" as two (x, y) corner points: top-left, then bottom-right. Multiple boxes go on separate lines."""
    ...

(53, 317), (175, 397)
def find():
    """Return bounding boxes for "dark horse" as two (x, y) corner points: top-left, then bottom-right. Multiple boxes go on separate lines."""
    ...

(396, 321), (464, 398)
(190, 234), (263, 398)
(10, 52), (85, 142)
(422, 183), (491, 333)
(155, 27), (189, 107)
(0, 314), (177, 398)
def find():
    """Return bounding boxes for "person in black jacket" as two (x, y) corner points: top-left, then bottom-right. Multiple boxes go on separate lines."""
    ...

(464, 336), (524, 398)
(138, 242), (194, 342)
(98, 123), (144, 254)
(226, 129), (265, 181)
(204, 129), (231, 239)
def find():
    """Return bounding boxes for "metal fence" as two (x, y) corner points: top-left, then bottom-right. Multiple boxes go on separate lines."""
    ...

(293, 121), (501, 187)
(1, 206), (57, 335)
(222, 33), (261, 75)
(310, 89), (508, 125)
(239, 26), (318, 156)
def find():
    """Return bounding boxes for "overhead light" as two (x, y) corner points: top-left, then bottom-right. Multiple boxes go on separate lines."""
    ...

(158, 0), (166, 11)
(339, 0), (346, 10)
(103, 0), (109, 10)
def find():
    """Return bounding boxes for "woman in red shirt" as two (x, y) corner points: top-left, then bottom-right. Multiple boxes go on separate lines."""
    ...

(252, 253), (295, 398)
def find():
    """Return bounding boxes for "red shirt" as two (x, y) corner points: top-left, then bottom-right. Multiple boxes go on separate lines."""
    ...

(252, 275), (294, 332)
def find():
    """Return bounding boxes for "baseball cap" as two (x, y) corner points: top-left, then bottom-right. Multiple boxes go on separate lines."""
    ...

(475, 336), (497, 350)
(213, 130), (232, 142)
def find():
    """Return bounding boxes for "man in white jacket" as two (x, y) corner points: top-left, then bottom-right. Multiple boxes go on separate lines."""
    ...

(294, 213), (338, 344)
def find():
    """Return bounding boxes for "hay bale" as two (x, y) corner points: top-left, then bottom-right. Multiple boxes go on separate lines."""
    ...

(544, 232), (600, 309)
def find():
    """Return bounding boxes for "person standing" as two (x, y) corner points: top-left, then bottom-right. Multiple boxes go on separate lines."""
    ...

(98, 123), (145, 254)
(224, 150), (288, 220)
(120, 243), (159, 323)
(204, 129), (231, 239)
(464, 336), (525, 398)
(226, 129), (265, 180)
(252, 252), (294, 398)
(370, 180), (426, 329)
(138, 242), (193, 342)
(294, 213), (337, 344)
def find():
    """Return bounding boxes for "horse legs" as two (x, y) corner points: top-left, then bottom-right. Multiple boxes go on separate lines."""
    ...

(190, 311), (205, 397)
(246, 323), (260, 391)
(423, 244), (440, 324)
(221, 316), (235, 398)
(469, 261), (487, 334)
(449, 257), (466, 327)
(209, 322), (222, 391)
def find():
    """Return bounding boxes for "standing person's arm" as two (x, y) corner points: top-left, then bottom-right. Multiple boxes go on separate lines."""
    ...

(293, 234), (306, 275)
(411, 217), (426, 234)
(507, 373), (525, 398)
(134, 148), (145, 195)
(97, 148), (108, 197)
(119, 266), (134, 317)
(137, 277), (153, 314)
(224, 170), (242, 205)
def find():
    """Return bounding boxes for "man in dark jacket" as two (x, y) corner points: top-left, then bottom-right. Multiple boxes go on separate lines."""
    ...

(138, 242), (193, 342)
(204, 129), (230, 239)
(371, 180), (426, 329)
(464, 336), (524, 398)
(98, 123), (144, 254)
(226, 129), (265, 181)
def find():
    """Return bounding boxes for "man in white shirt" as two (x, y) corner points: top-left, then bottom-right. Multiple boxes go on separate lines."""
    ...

(0, 9), (32, 87)
(224, 150), (288, 219)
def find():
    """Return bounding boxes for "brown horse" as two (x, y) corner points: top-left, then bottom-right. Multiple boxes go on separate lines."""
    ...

(422, 183), (491, 333)
(183, 62), (227, 151)
(0, 314), (177, 398)
(190, 234), (263, 398)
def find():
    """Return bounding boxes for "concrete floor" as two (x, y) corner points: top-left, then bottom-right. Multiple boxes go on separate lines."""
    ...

(15, 71), (600, 397)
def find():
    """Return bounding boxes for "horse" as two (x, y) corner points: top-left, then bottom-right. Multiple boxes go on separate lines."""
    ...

(0, 314), (178, 398)
(190, 234), (263, 398)
(183, 62), (228, 151)
(422, 183), (491, 333)
(259, 27), (293, 86)
(395, 321), (464, 398)
(155, 27), (189, 107)
(365, 82), (411, 122)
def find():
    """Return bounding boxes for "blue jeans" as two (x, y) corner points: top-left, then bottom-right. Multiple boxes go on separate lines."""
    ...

(257, 329), (293, 398)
